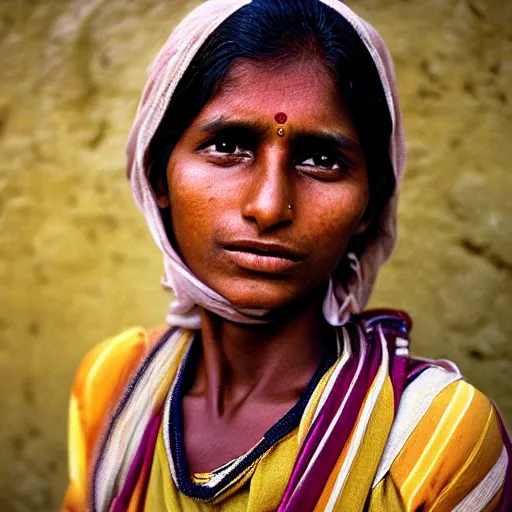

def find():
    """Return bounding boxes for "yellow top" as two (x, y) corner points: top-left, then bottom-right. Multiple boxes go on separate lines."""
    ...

(63, 327), (508, 511)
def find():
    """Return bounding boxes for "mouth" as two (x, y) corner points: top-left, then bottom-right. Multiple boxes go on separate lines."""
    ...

(223, 240), (303, 273)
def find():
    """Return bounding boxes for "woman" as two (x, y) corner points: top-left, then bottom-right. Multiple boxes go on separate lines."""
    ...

(63, 0), (512, 510)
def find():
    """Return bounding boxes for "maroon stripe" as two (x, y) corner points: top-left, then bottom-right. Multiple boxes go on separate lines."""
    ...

(405, 359), (432, 382)
(279, 325), (383, 511)
(279, 352), (360, 508)
(110, 409), (163, 512)
(383, 330), (408, 414)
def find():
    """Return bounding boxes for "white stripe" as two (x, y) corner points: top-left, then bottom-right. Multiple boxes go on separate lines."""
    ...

(452, 446), (508, 512)
(396, 337), (409, 348)
(372, 366), (462, 487)
(412, 356), (460, 374)
(325, 326), (389, 511)
(94, 329), (191, 512)
(395, 347), (409, 357)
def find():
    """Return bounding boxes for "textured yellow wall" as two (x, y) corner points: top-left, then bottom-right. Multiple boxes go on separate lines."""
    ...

(0, 0), (510, 510)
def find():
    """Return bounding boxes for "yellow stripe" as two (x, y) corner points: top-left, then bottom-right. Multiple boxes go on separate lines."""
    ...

(367, 477), (406, 512)
(331, 376), (395, 511)
(391, 382), (457, 487)
(298, 363), (338, 444)
(429, 405), (502, 511)
(401, 380), (474, 510)
(83, 327), (146, 403)
(313, 372), (393, 511)
(64, 328), (148, 511)
(67, 394), (86, 507)
(313, 420), (354, 511)
(68, 395), (86, 485)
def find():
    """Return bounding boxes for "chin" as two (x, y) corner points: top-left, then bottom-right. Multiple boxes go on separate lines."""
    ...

(226, 292), (294, 311)
(214, 277), (319, 312)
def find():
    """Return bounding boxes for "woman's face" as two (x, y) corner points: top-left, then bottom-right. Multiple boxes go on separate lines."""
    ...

(158, 59), (369, 310)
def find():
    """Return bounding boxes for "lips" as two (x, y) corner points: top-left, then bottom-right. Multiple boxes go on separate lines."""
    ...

(223, 240), (303, 273)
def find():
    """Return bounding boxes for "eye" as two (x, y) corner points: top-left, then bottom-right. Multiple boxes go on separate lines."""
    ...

(300, 154), (341, 170)
(295, 151), (352, 181)
(213, 139), (238, 154)
(199, 135), (251, 160)
(201, 138), (241, 155)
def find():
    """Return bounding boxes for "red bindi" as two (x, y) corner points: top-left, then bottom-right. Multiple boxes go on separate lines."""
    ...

(274, 112), (287, 124)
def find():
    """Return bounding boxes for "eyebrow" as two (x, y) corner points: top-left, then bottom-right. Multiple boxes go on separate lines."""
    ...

(291, 129), (361, 153)
(197, 117), (268, 138)
(196, 117), (361, 152)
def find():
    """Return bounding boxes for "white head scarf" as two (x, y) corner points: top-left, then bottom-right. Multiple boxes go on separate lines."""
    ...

(126, 0), (407, 329)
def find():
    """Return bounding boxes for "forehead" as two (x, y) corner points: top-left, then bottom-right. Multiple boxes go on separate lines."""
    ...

(196, 58), (353, 131)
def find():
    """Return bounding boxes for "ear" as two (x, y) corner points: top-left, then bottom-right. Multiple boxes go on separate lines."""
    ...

(153, 173), (170, 208)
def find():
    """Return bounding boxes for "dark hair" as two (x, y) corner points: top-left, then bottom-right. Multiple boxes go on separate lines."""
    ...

(149, 0), (395, 224)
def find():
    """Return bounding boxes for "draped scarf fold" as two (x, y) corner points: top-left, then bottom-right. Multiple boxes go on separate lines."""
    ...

(63, 313), (511, 511)
(92, 313), (415, 511)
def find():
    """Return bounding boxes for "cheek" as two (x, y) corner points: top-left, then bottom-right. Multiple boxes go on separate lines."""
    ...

(305, 184), (368, 262)
(168, 164), (216, 257)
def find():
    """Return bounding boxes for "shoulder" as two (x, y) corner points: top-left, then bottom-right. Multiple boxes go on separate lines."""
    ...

(63, 325), (167, 511)
(69, 325), (168, 435)
(384, 367), (510, 511)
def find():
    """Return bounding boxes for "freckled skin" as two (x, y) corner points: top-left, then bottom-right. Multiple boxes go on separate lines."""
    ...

(155, 59), (371, 472)
(159, 60), (369, 311)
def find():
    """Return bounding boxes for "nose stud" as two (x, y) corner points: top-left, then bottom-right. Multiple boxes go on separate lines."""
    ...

(287, 204), (292, 210)
(277, 127), (285, 137)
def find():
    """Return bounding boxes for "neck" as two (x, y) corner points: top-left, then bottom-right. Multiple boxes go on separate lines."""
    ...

(191, 290), (334, 417)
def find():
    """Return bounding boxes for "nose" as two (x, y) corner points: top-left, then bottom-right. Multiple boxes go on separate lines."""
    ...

(241, 152), (294, 233)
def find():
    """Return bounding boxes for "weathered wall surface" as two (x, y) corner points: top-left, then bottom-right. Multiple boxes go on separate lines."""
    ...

(0, 0), (510, 510)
